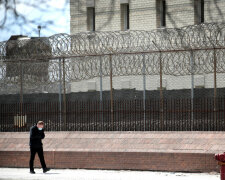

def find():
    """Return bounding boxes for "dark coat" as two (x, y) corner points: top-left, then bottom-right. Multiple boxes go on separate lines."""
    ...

(29, 125), (45, 148)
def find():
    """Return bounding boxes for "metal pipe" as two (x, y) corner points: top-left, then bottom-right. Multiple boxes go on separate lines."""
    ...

(100, 57), (103, 101)
(152, 41), (164, 130)
(213, 48), (217, 123)
(20, 62), (23, 116)
(62, 58), (67, 131)
(109, 55), (113, 130)
(99, 56), (103, 129)
(159, 52), (164, 130)
(58, 59), (62, 131)
(142, 54), (146, 131)
(190, 51), (194, 131)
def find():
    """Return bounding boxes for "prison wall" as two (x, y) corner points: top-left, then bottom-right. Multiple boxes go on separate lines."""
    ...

(70, 0), (225, 34)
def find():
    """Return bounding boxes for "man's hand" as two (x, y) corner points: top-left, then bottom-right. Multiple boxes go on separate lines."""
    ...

(40, 129), (45, 139)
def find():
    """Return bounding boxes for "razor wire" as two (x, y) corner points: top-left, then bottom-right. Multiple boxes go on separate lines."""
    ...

(0, 22), (224, 88)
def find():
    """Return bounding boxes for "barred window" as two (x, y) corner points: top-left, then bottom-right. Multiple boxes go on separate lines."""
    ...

(156, 0), (166, 28)
(121, 3), (130, 31)
(87, 7), (95, 31)
(194, 0), (204, 24)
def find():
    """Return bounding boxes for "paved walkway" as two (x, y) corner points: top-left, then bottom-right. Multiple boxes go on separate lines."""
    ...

(0, 168), (219, 180)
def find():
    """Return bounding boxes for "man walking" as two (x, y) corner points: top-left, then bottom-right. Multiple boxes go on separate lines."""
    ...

(29, 121), (50, 174)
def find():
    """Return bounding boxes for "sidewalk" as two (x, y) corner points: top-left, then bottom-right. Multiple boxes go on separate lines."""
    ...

(0, 168), (219, 180)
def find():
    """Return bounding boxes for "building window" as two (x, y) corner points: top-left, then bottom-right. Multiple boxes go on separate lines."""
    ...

(87, 7), (95, 31)
(156, 0), (166, 28)
(121, 3), (130, 30)
(161, 0), (166, 27)
(194, 0), (204, 24)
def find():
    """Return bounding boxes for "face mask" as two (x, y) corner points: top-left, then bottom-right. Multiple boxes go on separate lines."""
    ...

(38, 128), (43, 130)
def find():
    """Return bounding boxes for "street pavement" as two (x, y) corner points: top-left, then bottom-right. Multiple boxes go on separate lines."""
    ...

(0, 168), (219, 180)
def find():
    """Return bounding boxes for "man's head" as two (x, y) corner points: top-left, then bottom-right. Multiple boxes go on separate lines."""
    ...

(37, 121), (44, 130)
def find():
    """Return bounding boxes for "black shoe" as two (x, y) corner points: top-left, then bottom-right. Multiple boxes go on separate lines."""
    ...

(43, 168), (50, 173)
(30, 170), (35, 174)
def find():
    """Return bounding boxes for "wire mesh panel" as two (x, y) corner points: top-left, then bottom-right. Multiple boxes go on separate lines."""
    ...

(0, 22), (225, 131)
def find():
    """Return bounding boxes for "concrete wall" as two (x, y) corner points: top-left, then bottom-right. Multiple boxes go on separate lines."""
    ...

(70, 73), (225, 92)
(70, 0), (225, 33)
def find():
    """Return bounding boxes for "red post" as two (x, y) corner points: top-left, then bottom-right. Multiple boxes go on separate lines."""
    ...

(215, 153), (225, 180)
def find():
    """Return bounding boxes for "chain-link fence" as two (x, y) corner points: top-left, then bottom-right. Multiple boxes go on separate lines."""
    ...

(0, 22), (225, 131)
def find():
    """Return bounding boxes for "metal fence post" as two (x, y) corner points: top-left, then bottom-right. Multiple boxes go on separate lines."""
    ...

(58, 59), (62, 131)
(159, 52), (164, 131)
(20, 61), (23, 117)
(206, 37), (218, 130)
(100, 57), (103, 102)
(213, 48), (217, 129)
(152, 41), (164, 130)
(62, 58), (67, 131)
(142, 54), (146, 131)
(99, 56), (103, 130)
(109, 54), (113, 131)
(190, 51), (194, 131)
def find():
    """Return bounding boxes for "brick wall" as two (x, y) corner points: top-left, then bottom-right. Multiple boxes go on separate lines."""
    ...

(0, 151), (219, 172)
(0, 131), (222, 172)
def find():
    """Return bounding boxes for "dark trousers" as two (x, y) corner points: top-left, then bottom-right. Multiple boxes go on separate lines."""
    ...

(29, 147), (47, 171)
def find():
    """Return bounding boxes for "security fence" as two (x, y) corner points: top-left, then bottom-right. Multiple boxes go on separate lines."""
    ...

(1, 97), (225, 132)
(0, 22), (225, 131)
